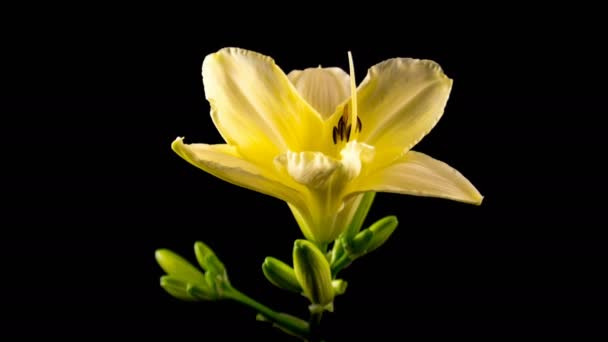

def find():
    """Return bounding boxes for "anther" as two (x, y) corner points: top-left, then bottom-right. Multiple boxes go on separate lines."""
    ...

(332, 127), (338, 144)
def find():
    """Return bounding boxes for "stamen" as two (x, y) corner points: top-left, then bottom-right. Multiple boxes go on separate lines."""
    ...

(332, 127), (338, 144)
(347, 51), (358, 142)
(345, 124), (351, 142)
(330, 62), (363, 145)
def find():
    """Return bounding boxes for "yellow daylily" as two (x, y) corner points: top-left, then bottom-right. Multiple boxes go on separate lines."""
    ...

(172, 48), (482, 243)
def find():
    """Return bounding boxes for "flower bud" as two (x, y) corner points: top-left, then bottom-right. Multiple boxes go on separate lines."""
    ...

(331, 279), (348, 296)
(160, 275), (195, 301)
(187, 282), (218, 301)
(350, 229), (373, 255)
(293, 240), (334, 306)
(262, 257), (302, 293)
(366, 215), (398, 253)
(343, 191), (376, 240)
(155, 248), (206, 285)
(194, 241), (215, 270)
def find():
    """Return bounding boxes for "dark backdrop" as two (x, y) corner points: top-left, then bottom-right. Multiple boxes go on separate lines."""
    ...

(4, 5), (605, 339)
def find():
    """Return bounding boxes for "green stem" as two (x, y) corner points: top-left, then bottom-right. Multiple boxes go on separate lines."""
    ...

(308, 311), (323, 342)
(331, 254), (353, 277)
(225, 287), (309, 337)
(316, 242), (329, 254)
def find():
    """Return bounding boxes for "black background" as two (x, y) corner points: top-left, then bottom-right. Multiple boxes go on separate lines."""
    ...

(4, 5), (605, 339)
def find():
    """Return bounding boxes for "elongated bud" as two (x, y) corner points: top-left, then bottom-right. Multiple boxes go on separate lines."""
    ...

(262, 257), (302, 293)
(366, 215), (398, 253)
(194, 241), (216, 270)
(293, 240), (334, 306)
(343, 192), (376, 240)
(160, 275), (196, 301)
(350, 229), (373, 255)
(205, 254), (227, 278)
(194, 241), (228, 282)
(155, 249), (206, 285)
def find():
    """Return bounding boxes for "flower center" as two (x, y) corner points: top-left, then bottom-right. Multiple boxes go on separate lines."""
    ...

(332, 103), (362, 145)
(274, 141), (374, 190)
(275, 141), (374, 242)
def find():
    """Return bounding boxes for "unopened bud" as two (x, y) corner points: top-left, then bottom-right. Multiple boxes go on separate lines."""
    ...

(293, 240), (334, 307)
(366, 215), (398, 252)
(262, 257), (302, 293)
(155, 249), (206, 285)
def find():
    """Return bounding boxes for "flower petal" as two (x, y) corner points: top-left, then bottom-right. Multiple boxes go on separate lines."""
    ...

(287, 67), (350, 119)
(203, 48), (325, 164)
(351, 151), (483, 205)
(172, 137), (307, 209)
(356, 58), (453, 166)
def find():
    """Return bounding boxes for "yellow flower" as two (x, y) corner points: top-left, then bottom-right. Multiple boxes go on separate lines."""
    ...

(173, 48), (483, 243)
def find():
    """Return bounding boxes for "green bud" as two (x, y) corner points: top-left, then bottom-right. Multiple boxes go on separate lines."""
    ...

(293, 240), (334, 306)
(160, 275), (195, 301)
(366, 215), (398, 253)
(205, 271), (217, 290)
(187, 282), (218, 301)
(155, 249), (206, 285)
(332, 279), (348, 296)
(204, 254), (227, 279)
(262, 257), (302, 293)
(351, 229), (374, 255)
(343, 191), (376, 240)
(194, 241), (216, 271)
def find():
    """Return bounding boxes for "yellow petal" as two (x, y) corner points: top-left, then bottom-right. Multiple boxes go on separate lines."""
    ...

(203, 48), (325, 164)
(352, 151), (483, 205)
(287, 67), (350, 119)
(356, 58), (453, 167)
(172, 137), (308, 210)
